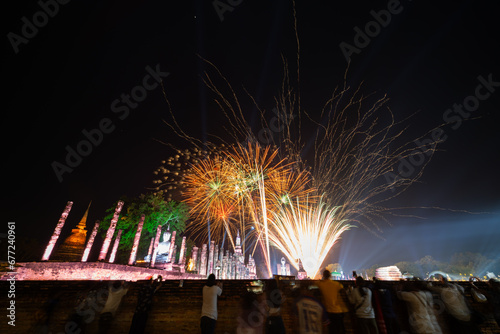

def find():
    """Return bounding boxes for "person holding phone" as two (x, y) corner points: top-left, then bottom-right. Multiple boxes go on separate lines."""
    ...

(201, 274), (223, 334)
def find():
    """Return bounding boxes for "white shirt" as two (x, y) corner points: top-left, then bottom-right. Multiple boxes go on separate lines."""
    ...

(398, 291), (442, 334)
(295, 296), (329, 334)
(432, 283), (470, 321)
(347, 287), (375, 319)
(101, 285), (129, 316)
(202, 285), (222, 320)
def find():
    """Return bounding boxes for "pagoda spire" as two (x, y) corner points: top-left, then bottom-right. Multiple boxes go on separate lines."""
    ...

(76, 201), (92, 230)
(53, 201), (92, 261)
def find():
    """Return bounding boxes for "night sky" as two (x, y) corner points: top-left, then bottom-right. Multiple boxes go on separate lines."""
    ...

(3, 0), (500, 273)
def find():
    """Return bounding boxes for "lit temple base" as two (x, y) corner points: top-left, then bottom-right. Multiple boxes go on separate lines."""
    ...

(1, 262), (205, 281)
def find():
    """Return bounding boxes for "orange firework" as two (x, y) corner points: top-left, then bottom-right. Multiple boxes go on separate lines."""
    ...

(182, 153), (238, 249)
(181, 141), (317, 277)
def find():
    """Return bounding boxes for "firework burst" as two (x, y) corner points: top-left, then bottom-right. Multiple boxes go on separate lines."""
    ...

(157, 3), (441, 278)
(267, 196), (352, 279)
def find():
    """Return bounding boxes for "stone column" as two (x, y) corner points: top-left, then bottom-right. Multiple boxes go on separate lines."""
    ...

(191, 246), (198, 272)
(178, 236), (187, 265)
(149, 225), (162, 267)
(229, 254), (235, 279)
(222, 250), (228, 279)
(147, 237), (154, 259)
(128, 214), (145, 265)
(171, 245), (177, 264)
(98, 201), (124, 261)
(208, 240), (215, 275)
(42, 201), (73, 261)
(200, 244), (208, 276)
(82, 220), (99, 262)
(109, 229), (122, 263)
(214, 245), (219, 271)
(167, 231), (176, 263)
(196, 250), (201, 273)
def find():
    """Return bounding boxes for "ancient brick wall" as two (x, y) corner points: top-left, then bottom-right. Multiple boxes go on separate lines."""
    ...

(1, 280), (499, 333)
(1, 262), (204, 281)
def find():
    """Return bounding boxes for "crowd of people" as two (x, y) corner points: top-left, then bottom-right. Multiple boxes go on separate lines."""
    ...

(201, 270), (500, 334)
(29, 271), (500, 333)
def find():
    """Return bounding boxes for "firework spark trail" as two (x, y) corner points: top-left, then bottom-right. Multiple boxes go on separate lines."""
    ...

(179, 142), (318, 277)
(267, 197), (353, 279)
(181, 154), (238, 248)
(159, 74), (441, 277)
(157, 3), (444, 278)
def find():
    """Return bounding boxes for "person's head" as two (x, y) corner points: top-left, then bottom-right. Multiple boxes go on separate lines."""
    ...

(206, 273), (216, 287)
(113, 280), (123, 289)
(373, 278), (387, 290)
(355, 276), (365, 287)
(300, 284), (313, 297)
(322, 269), (331, 280)
(438, 275), (448, 284)
(266, 278), (279, 292)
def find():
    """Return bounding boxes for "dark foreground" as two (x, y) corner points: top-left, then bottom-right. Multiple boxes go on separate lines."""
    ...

(1, 279), (498, 333)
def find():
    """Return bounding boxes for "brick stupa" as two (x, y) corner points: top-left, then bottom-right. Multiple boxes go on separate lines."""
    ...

(53, 203), (91, 261)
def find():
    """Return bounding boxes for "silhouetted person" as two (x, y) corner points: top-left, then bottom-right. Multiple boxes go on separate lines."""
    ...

(30, 289), (63, 333)
(294, 284), (330, 333)
(347, 277), (379, 334)
(372, 279), (400, 334)
(68, 282), (107, 334)
(317, 269), (349, 334)
(428, 276), (480, 334)
(99, 280), (129, 334)
(397, 281), (442, 334)
(201, 273), (223, 334)
(486, 278), (500, 328)
(129, 275), (163, 334)
(237, 290), (265, 334)
(265, 278), (286, 334)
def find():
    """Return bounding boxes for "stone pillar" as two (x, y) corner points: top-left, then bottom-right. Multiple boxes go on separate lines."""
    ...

(171, 245), (177, 264)
(168, 231), (176, 263)
(222, 250), (228, 279)
(196, 249), (201, 273)
(98, 201), (124, 261)
(109, 229), (122, 263)
(200, 244), (208, 276)
(147, 237), (154, 259)
(128, 214), (145, 265)
(179, 236), (187, 265)
(42, 201), (73, 261)
(208, 240), (215, 274)
(214, 245), (219, 271)
(149, 225), (162, 267)
(230, 254), (235, 279)
(248, 254), (256, 279)
(82, 220), (99, 262)
(191, 246), (199, 272)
